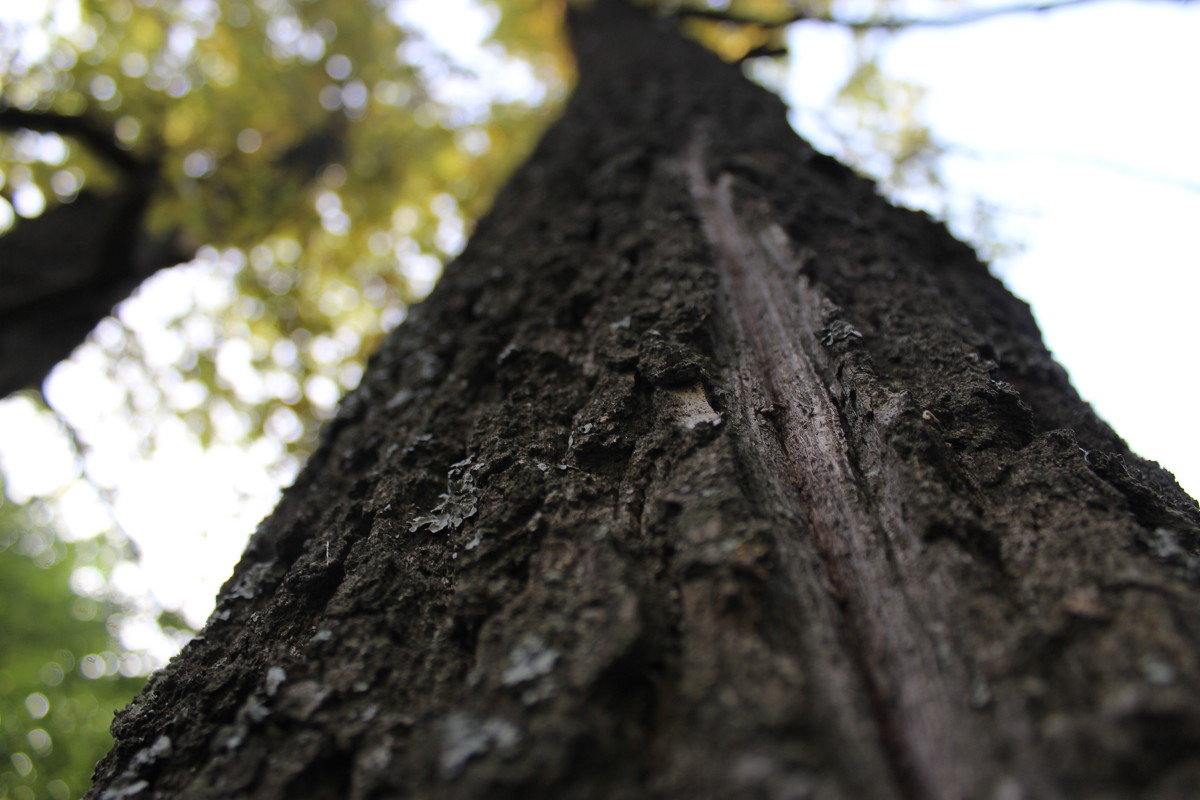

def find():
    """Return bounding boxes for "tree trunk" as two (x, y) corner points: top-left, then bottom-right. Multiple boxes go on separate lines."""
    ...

(87, 3), (1200, 799)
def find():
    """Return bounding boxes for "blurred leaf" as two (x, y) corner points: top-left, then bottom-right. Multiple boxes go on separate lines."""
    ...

(0, 488), (144, 800)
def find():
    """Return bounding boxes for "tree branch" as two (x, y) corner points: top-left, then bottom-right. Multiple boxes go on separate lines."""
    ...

(0, 109), (188, 398)
(0, 107), (147, 176)
(738, 44), (791, 63)
(676, 0), (1099, 32)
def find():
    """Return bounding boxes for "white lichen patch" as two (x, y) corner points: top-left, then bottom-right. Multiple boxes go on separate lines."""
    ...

(360, 740), (393, 772)
(224, 561), (276, 601)
(1141, 654), (1176, 686)
(662, 384), (721, 429)
(265, 666), (287, 696)
(497, 343), (522, 363)
(1138, 527), (1200, 578)
(277, 680), (330, 721)
(99, 780), (149, 800)
(969, 675), (993, 709)
(1145, 527), (1188, 560)
(609, 315), (631, 331)
(440, 712), (521, 778)
(97, 735), (172, 799)
(820, 318), (863, 346)
(128, 734), (172, 771)
(409, 455), (483, 533)
(500, 634), (560, 687)
(729, 752), (816, 798)
(242, 695), (270, 723)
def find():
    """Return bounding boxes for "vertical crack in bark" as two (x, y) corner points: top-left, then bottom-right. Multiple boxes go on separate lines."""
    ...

(683, 134), (970, 800)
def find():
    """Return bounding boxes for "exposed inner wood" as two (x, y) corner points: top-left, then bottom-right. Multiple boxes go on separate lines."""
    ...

(684, 133), (1008, 800)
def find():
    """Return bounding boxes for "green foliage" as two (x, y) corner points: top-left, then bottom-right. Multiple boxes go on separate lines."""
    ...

(834, 38), (942, 193)
(1, 0), (571, 468)
(673, 0), (796, 61)
(0, 491), (144, 800)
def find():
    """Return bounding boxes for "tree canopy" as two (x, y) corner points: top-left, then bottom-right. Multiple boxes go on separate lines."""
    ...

(1, 0), (575, 452)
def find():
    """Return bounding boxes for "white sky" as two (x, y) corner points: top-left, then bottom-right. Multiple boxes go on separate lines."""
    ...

(786, 0), (1200, 497)
(0, 0), (1197, 637)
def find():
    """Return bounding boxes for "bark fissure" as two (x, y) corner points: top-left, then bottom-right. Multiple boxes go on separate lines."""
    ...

(683, 136), (957, 799)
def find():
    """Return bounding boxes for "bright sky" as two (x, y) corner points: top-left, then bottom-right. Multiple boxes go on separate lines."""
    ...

(786, 0), (1200, 496)
(0, 0), (1197, 645)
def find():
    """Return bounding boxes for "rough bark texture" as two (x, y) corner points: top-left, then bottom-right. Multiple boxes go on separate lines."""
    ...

(88, 3), (1200, 799)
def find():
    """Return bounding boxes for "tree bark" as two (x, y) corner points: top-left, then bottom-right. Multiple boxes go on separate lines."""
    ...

(88, 3), (1200, 799)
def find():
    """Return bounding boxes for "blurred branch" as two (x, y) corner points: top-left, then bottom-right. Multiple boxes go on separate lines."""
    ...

(274, 114), (348, 181)
(0, 107), (149, 177)
(675, 0), (1099, 32)
(0, 105), (193, 398)
(0, 188), (192, 397)
(738, 44), (791, 63)
(42, 391), (139, 557)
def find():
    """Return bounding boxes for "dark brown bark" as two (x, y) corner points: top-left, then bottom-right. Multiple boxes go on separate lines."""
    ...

(88, 3), (1200, 799)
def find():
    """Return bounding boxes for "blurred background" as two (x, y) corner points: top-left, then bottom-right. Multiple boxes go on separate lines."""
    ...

(1, 0), (1196, 796)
